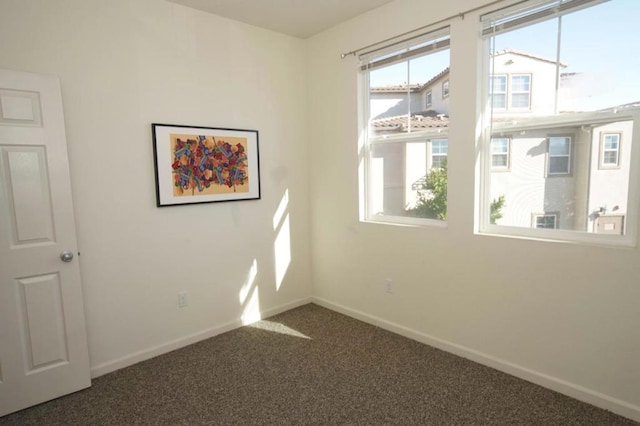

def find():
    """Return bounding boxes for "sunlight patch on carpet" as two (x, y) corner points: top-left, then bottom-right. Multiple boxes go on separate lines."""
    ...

(250, 320), (311, 339)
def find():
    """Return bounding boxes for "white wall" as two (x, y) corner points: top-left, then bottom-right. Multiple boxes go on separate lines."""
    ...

(2, 0), (639, 421)
(0, 0), (311, 374)
(307, 0), (640, 421)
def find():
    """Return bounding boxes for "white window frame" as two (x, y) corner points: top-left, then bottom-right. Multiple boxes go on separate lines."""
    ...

(510, 74), (531, 110)
(442, 80), (450, 98)
(478, 0), (640, 247)
(426, 90), (433, 108)
(490, 74), (507, 110)
(600, 132), (621, 168)
(430, 139), (448, 169)
(360, 27), (451, 228)
(547, 136), (571, 176)
(490, 137), (510, 170)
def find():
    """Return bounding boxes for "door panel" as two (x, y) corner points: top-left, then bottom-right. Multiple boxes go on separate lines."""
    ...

(3, 146), (55, 245)
(17, 273), (69, 371)
(0, 69), (90, 417)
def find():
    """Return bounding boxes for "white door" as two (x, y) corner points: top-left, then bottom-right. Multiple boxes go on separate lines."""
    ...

(0, 69), (90, 417)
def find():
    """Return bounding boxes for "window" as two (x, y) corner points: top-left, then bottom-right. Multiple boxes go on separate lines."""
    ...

(490, 75), (506, 109)
(601, 133), (621, 168)
(548, 137), (571, 175)
(480, 0), (639, 245)
(534, 214), (557, 229)
(361, 28), (450, 224)
(510, 74), (531, 109)
(489, 74), (530, 110)
(442, 80), (450, 98)
(431, 139), (448, 169)
(490, 137), (509, 169)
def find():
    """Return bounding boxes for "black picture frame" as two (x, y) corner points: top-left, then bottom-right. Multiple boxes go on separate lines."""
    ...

(152, 123), (260, 207)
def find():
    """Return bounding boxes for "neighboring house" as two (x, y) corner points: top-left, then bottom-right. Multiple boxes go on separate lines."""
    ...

(370, 67), (450, 122)
(369, 50), (634, 234)
(489, 114), (633, 234)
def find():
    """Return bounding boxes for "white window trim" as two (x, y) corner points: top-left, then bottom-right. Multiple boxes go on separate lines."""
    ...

(490, 74), (531, 111)
(490, 74), (507, 110)
(600, 132), (621, 169)
(360, 26), (452, 227)
(478, 18), (640, 249)
(509, 74), (532, 110)
(430, 138), (448, 169)
(479, 110), (640, 248)
(426, 90), (433, 108)
(442, 79), (450, 98)
(490, 137), (510, 170)
(365, 128), (451, 226)
(547, 136), (572, 176)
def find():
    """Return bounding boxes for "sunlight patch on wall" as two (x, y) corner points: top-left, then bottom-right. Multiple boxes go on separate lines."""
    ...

(273, 190), (291, 291)
(239, 258), (258, 305)
(273, 189), (289, 229)
(274, 214), (291, 291)
(240, 285), (261, 325)
(249, 320), (311, 339)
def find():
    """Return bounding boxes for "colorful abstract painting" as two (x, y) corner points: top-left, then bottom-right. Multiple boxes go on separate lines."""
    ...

(170, 134), (249, 196)
(152, 124), (260, 206)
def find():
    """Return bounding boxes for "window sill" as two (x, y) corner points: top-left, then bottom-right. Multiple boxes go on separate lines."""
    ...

(364, 214), (448, 228)
(477, 225), (636, 249)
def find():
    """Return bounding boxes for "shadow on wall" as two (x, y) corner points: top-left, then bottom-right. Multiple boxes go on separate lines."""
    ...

(526, 139), (547, 157)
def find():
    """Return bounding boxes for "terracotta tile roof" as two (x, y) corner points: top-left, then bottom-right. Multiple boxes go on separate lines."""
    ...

(370, 50), (567, 94)
(370, 110), (449, 133)
(370, 68), (450, 94)
(370, 84), (421, 94)
(418, 67), (449, 92)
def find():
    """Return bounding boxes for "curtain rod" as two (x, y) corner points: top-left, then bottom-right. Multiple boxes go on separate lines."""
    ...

(340, 0), (512, 59)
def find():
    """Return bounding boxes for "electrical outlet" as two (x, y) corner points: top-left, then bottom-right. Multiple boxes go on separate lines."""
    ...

(385, 278), (394, 294)
(178, 291), (188, 308)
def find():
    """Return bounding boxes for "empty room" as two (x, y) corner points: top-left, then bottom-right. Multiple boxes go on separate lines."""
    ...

(1, 0), (639, 424)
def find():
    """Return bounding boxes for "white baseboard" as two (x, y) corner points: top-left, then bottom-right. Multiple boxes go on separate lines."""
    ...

(90, 296), (312, 379)
(312, 296), (640, 423)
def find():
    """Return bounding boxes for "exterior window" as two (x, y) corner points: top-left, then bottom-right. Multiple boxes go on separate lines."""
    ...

(601, 133), (620, 167)
(510, 74), (531, 109)
(490, 75), (506, 109)
(442, 80), (449, 98)
(535, 214), (557, 229)
(362, 28), (450, 224)
(491, 138), (509, 169)
(480, 0), (638, 245)
(431, 139), (448, 169)
(548, 137), (571, 175)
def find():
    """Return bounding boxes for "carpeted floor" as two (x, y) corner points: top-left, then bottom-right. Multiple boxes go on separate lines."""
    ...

(0, 303), (637, 425)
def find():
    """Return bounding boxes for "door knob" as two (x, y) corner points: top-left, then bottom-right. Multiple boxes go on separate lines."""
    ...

(60, 251), (74, 262)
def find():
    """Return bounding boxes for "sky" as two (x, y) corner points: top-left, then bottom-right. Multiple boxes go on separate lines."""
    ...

(369, 0), (640, 111)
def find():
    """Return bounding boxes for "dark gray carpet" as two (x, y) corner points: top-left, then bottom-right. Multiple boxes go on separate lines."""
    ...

(1, 304), (636, 425)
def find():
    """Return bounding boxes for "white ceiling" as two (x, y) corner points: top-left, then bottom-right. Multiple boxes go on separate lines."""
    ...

(167, 0), (395, 39)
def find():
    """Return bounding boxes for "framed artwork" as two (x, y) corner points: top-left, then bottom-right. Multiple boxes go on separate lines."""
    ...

(152, 123), (260, 207)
